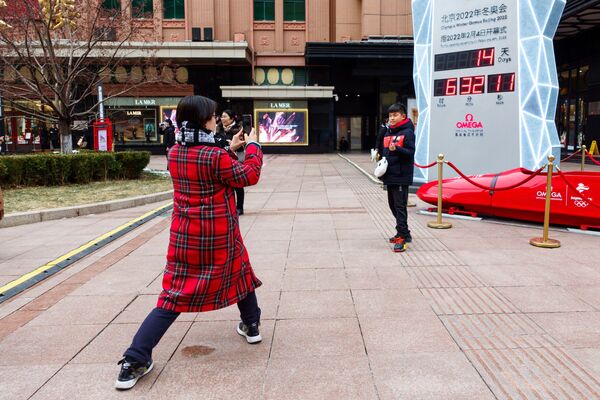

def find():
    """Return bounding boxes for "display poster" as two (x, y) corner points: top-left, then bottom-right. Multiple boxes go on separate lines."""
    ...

(255, 109), (308, 145)
(98, 129), (108, 151)
(160, 106), (178, 128)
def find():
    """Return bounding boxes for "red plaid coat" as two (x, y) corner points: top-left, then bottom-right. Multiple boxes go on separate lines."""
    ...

(157, 142), (263, 313)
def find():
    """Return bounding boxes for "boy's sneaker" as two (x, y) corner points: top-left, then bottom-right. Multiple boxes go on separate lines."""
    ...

(237, 321), (262, 344)
(115, 358), (153, 390)
(393, 240), (407, 253)
(389, 235), (412, 244)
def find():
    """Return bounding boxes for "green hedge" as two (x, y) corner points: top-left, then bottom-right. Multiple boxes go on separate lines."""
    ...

(0, 151), (150, 188)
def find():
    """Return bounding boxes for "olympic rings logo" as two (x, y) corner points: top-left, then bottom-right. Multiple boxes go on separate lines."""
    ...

(573, 200), (589, 208)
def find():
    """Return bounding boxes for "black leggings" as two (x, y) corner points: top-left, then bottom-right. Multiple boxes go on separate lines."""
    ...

(235, 187), (245, 210)
(124, 291), (260, 363)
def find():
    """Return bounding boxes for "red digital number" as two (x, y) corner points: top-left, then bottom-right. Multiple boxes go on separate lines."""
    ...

(460, 76), (473, 94)
(460, 75), (485, 95)
(445, 78), (458, 96)
(476, 48), (495, 67)
(508, 73), (515, 91)
(494, 75), (502, 92)
(472, 75), (485, 94)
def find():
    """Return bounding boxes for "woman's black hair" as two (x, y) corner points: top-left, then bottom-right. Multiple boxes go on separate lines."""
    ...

(176, 95), (217, 128)
(221, 109), (235, 120)
(387, 103), (407, 115)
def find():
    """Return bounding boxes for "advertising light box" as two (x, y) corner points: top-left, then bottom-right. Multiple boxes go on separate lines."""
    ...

(412, 0), (566, 181)
(254, 101), (309, 146)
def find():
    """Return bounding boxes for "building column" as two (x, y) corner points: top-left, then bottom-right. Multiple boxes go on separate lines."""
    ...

(275, 0), (284, 52)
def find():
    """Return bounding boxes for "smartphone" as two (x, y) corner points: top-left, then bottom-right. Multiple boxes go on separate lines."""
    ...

(242, 114), (253, 133)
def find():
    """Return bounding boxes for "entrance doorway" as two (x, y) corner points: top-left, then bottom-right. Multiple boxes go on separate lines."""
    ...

(336, 116), (362, 151)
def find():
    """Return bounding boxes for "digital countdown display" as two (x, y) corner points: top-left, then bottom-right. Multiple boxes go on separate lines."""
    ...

(412, 0), (565, 182)
(434, 47), (495, 71)
(434, 73), (516, 96)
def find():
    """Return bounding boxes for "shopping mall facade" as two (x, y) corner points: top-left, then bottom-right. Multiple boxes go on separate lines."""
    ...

(0, 0), (598, 155)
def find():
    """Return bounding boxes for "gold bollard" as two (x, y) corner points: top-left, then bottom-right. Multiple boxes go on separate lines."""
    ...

(530, 155), (561, 248)
(427, 154), (452, 229)
(581, 145), (587, 172)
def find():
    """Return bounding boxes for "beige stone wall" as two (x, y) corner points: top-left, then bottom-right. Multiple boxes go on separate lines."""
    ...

(145, 0), (413, 64)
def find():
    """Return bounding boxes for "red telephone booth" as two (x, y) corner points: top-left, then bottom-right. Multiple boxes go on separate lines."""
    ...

(93, 118), (113, 151)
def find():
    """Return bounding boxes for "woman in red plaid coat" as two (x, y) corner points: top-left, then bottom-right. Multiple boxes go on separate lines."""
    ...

(116, 96), (264, 390)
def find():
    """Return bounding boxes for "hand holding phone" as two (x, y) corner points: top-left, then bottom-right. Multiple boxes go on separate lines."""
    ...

(242, 114), (253, 134)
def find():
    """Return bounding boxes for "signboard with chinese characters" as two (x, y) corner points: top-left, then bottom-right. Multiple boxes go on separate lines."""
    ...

(412, 0), (566, 181)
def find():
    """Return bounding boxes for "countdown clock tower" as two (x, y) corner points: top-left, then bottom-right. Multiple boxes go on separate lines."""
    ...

(411, 0), (566, 182)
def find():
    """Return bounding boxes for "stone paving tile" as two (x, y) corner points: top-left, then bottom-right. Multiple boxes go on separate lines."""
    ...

(566, 347), (600, 377)
(467, 263), (555, 287)
(244, 239), (290, 255)
(0, 324), (104, 366)
(566, 285), (600, 310)
(244, 228), (293, 242)
(277, 290), (355, 319)
(369, 352), (495, 400)
(30, 362), (156, 400)
(285, 251), (344, 269)
(341, 251), (401, 268)
(528, 312), (600, 348)
(360, 315), (459, 354)
(113, 295), (197, 323)
(270, 318), (365, 359)
(498, 286), (595, 313)
(0, 364), (63, 400)
(73, 322), (192, 364)
(264, 356), (377, 400)
(170, 320), (274, 363)
(352, 289), (433, 318)
(186, 290), (279, 323)
(149, 359), (267, 400)
(26, 295), (135, 326)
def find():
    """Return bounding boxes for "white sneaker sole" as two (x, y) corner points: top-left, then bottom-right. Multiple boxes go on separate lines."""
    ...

(115, 361), (154, 390)
(237, 325), (262, 344)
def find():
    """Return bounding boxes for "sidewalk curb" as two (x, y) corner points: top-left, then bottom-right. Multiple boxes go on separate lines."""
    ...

(336, 153), (421, 194)
(0, 190), (174, 228)
(337, 153), (383, 185)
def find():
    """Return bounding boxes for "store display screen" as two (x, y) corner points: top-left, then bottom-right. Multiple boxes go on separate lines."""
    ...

(434, 47), (495, 71)
(256, 109), (308, 145)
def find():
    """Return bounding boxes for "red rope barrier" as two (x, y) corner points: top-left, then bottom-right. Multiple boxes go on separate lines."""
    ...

(585, 150), (600, 167)
(414, 161), (437, 169)
(560, 149), (582, 162)
(445, 161), (546, 191)
(555, 167), (600, 209)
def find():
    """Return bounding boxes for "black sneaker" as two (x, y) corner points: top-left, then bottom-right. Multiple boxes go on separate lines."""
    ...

(237, 208), (244, 216)
(236, 321), (262, 344)
(115, 358), (154, 390)
(403, 236), (413, 243)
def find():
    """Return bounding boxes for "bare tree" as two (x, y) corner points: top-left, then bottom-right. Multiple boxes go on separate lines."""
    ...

(0, 0), (166, 153)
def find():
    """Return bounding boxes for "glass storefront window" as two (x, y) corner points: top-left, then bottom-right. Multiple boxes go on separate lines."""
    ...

(108, 109), (158, 144)
(557, 65), (589, 151)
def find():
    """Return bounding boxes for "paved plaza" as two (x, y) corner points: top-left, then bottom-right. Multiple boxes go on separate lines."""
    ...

(1, 154), (599, 399)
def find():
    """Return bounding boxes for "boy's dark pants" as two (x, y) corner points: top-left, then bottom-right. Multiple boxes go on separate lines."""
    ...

(386, 184), (411, 238)
(124, 291), (260, 363)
